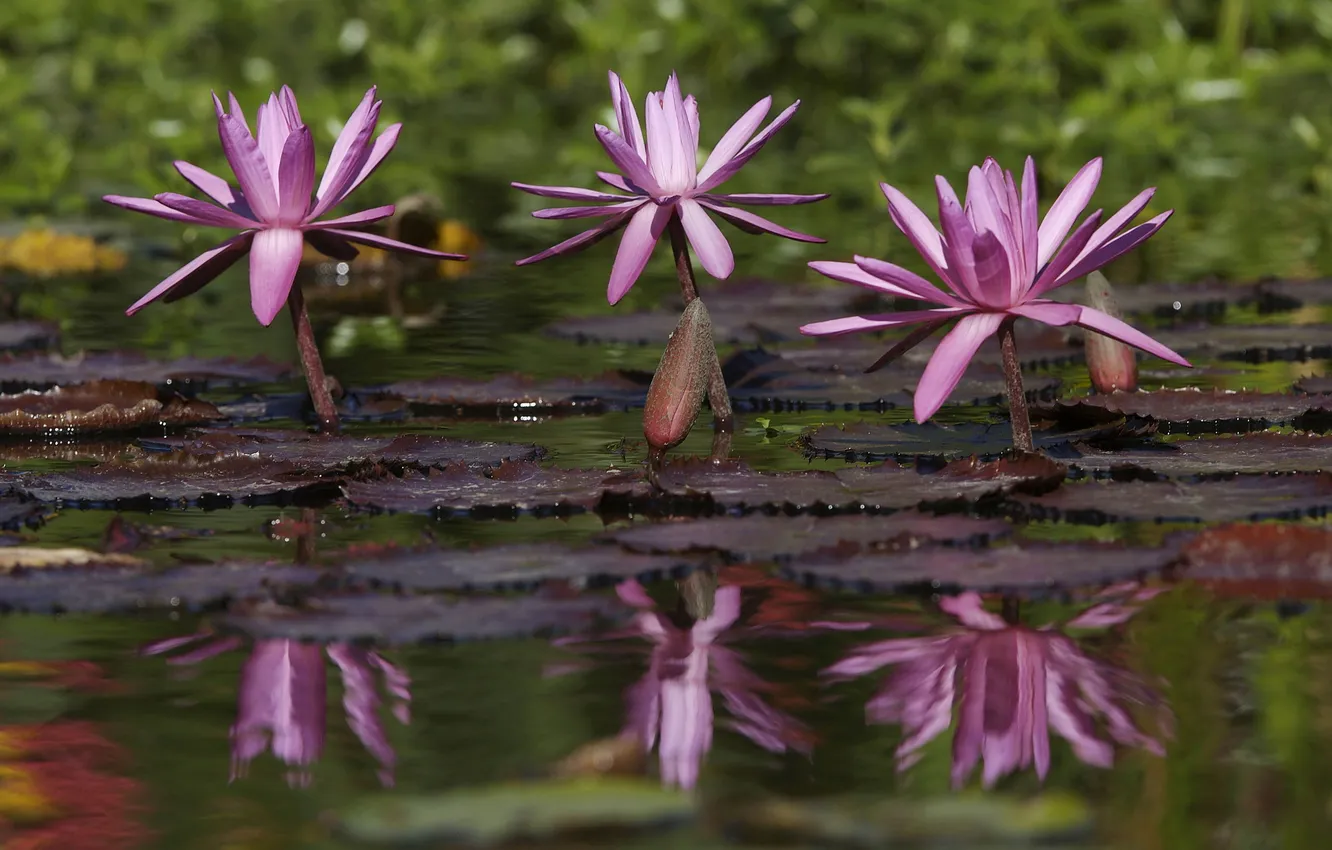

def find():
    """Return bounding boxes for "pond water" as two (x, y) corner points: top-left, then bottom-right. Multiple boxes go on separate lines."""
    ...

(1, 248), (1331, 848)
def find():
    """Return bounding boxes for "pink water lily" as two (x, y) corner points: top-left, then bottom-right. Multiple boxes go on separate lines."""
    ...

(825, 587), (1170, 789)
(105, 85), (465, 325)
(513, 71), (828, 304)
(801, 157), (1191, 423)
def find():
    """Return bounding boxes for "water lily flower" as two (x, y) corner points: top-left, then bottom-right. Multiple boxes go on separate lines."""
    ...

(142, 634), (410, 787)
(104, 85), (466, 325)
(825, 587), (1169, 788)
(801, 157), (1191, 424)
(513, 71), (828, 304)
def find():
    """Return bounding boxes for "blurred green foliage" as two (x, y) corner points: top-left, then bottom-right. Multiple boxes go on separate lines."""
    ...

(3, 0), (1332, 282)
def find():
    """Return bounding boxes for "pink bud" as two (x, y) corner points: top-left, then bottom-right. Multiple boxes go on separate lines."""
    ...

(643, 299), (715, 452)
(1085, 272), (1137, 393)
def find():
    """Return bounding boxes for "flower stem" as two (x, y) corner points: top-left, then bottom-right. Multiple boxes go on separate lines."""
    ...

(998, 318), (1033, 452)
(287, 283), (340, 434)
(667, 215), (699, 304)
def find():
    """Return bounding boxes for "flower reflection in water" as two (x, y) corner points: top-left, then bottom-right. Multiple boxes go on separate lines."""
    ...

(142, 634), (410, 787)
(826, 584), (1170, 788)
(559, 574), (820, 789)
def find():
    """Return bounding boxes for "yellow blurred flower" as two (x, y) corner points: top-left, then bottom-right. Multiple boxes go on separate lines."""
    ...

(0, 229), (127, 277)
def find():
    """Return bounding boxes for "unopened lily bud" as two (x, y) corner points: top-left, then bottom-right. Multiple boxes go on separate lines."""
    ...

(1085, 272), (1138, 393)
(643, 298), (715, 452)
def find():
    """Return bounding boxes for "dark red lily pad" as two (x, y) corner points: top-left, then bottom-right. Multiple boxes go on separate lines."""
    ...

(0, 561), (323, 613)
(1009, 474), (1332, 524)
(341, 543), (697, 591)
(1151, 324), (1332, 363)
(1176, 523), (1332, 598)
(784, 538), (1190, 594)
(0, 320), (59, 353)
(608, 512), (1011, 561)
(345, 455), (1064, 518)
(221, 594), (620, 644)
(1036, 389), (1332, 432)
(380, 372), (650, 414)
(1295, 375), (1332, 395)
(801, 418), (1149, 463)
(147, 429), (544, 471)
(1067, 433), (1332, 479)
(0, 381), (222, 435)
(0, 351), (291, 390)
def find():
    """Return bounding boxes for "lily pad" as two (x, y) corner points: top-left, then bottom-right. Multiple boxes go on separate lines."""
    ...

(1009, 474), (1332, 524)
(1066, 433), (1332, 479)
(222, 594), (619, 643)
(0, 562), (322, 613)
(785, 539), (1188, 594)
(608, 513), (1011, 560)
(336, 776), (693, 845)
(343, 462), (637, 517)
(1177, 523), (1332, 598)
(1152, 324), (1332, 363)
(0, 351), (291, 390)
(802, 419), (1147, 463)
(1295, 375), (1332, 395)
(0, 381), (222, 435)
(146, 429), (544, 471)
(342, 543), (698, 591)
(1036, 389), (1332, 432)
(0, 321), (59, 353)
(381, 372), (650, 414)
(0, 494), (53, 531)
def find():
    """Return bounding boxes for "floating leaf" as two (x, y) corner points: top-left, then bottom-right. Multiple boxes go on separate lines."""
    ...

(1177, 523), (1332, 598)
(381, 372), (649, 414)
(609, 513), (1011, 560)
(222, 594), (618, 643)
(342, 544), (697, 591)
(1295, 375), (1332, 395)
(0, 381), (222, 435)
(785, 539), (1188, 594)
(1067, 433), (1332, 479)
(0, 351), (291, 390)
(1152, 324), (1332, 363)
(1054, 278), (1314, 320)
(0, 495), (52, 531)
(1036, 389), (1332, 431)
(343, 462), (635, 517)
(0, 321), (59, 353)
(335, 777), (693, 845)
(0, 562), (322, 613)
(1009, 475), (1332, 524)
(802, 419), (1145, 463)
(147, 429), (544, 471)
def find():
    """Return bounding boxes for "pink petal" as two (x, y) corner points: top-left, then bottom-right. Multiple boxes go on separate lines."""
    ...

(255, 93), (291, 184)
(643, 86), (687, 192)
(174, 160), (247, 212)
(276, 126), (315, 225)
(331, 123), (401, 207)
(683, 94), (700, 148)
(912, 312), (1006, 422)
(966, 165), (1020, 279)
(934, 177), (985, 305)
(800, 307), (967, 337)
(661, 74), (695, 186)
(970, 231), (1016, 308)
(1019, 157), (1039, 284)
(104, 194), (215, 225)
(696, 96), (771, 186)
(809, 260), (923, 300)
(693, 586), (742, 643)
(1054, 211), (1173, 288)
(320, 228), (468, 260)
(939, 592), (1007, 631)
(608, 203), (673, 304)
(678, 199), (733, 278)
(702, 192), (829, 205)
(1074, 306), (1191, 367)
(594, 124), (660, 195)
(278, 85), (303, 126)
(1009, 300), (1083, 327)
(951, 637), (989, 787)
(1036, 157), (1102, 267)
(313, 89), (381, 215)
(609, 71), (646, 160)
(1029, 210), (1104, 298)
(154, 192), (258, 229)
(217, 114), (279, 223)
(852, 256), (963, 305)
(700, 201), (824, 243)
(512, 182), (635, 202)
(882, 181), (951, 287)
(125, 232), (254, 316)
(597, 171), (634, 192)
(967, 165), (1023, 300)
(532, 201), (643, 220)
(514, 206), (640, 266)
(1071, 187), (1155, 270)
(249, 228), (303, 325)
(309, 204), (395, 229)
(696, 100), (799, 192)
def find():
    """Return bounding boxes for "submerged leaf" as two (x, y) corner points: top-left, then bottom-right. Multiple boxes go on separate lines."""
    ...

(343, 462), (636, 516)
(1037, 389), (1332, 431)
(1068, 433), (1332, 479)
(148, 429), (544, 470)
(0, 381), (222, 435)
(0, 351), (291, 390)
(336, 776), (693, 845)
(802, 419), (1143, 463)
